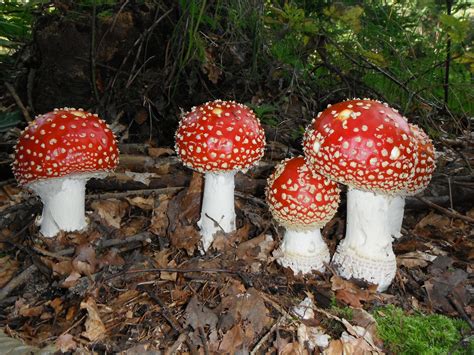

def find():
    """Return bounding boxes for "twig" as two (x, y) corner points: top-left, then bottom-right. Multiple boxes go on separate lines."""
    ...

(141, 285), (198, 354)
(87, 187), (183, 200)
(4, 82), (32, 122)
(105, 267), (238, 281)
(448, 294), (474, 330)
(0, 232), (152, 301)
(250, 315), (285, 354)
(415, 196), (474, 224)
(0, 264), (37, 302)
(165, 332), (189, 355)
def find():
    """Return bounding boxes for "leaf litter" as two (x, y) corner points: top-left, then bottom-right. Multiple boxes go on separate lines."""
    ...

(0, 142), (472, 353)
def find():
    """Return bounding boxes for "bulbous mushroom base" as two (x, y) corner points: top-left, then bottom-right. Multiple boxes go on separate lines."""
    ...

(331, 243), (396, 292)
(274, 228), (330, 275)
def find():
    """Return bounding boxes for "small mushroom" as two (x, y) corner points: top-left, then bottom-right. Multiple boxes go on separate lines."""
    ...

(12, 108), (119, 237)
(266, 157), (340, 274)
(175, 100), (266, 252)
(303, 99), (418, 291)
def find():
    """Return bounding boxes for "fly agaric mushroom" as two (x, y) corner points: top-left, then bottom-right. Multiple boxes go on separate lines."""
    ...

(266, 157), (340, 274)
(175, 100), (265, 252)
(303, 99), (417, 291)
(389, 123), (436, 239)
(12, 108), (119, 238)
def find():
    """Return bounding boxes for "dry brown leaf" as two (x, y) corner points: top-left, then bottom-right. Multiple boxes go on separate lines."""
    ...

(397, 251), (437, 268)
(414, 211), (451, 231)
(0, 255), (19, 288)
(123, 171), (158, 185)
(98, 249), (125, 268)
(121, 216), (147, 237)
(148, 147), (174, 158)
(80, 297), (106, 341)
(90, 199), (128, 229)
(149, 195), (170, 236)
(126, 196), (154, 210)
(19, 304), (44, 318)
(160, 260), (177, 281)
(212, 224), (251, 252)
(169, 225), (200, 255)
(280, 341), (309, 355)
(331, 276), (377, 308)
(72, 244), (97, 275)
(236, 233), (275, 262)
(61, 271), (82, 288)
(219, 287), (271, 338)
(51, 260), (73, 276)
(218, 325), (244, 353)
(50, 297), (64, 315)
(56, 333), (77, 352)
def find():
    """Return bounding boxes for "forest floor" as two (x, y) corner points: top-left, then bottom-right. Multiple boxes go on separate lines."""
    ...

(0, 136), (473, 354)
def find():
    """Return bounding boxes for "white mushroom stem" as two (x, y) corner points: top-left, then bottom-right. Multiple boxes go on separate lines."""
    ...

(332, 188), (400, 291)
(29, 177), (88, 238)
(388, 195), (406, 239)
(276, 228), (330, 274)
(198, 171), (236, 252)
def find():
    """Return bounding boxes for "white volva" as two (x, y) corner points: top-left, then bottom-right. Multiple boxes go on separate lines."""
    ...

(332, 188), (400, 291)
(198, 171), (236, 252)
(276, 228), (330, 274)
(29, 177), (89, 238)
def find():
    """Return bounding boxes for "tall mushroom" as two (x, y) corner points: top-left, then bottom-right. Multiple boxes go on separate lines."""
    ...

(303, 99), (417, 291)
(12, 108), (119, 238)
(389, 124), (436, 239)
(266, 157), (340, 274)
(175, 100), (266, 252)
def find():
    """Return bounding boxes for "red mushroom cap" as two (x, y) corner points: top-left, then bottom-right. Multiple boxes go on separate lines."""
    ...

(12, 108), (119, 185)
(405, 124), (435, 195)
(175, 100), (266, 173)
(266, 157), (340, 229)
(303, 99), (417, 194)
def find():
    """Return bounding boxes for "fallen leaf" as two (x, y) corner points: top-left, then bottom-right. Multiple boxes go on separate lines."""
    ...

(56, 333), (77, 352)
(50, 297), (64, 315)
(61, 271), (82, 288)
(126, 196), (155, 210)
(169, 225), (200, 255)
(331, 276), (377, 308)
(149, 195), (170, 236)
(124, 171), (158, 185)
(218, 325), (244, 353)
(91, 199), (128, 229)
(0, 256), (19, 288)
(397, 251), (437, 268)
(148, 147), (174, 158)
(97, 249), (125, 268)
(80, 297), (106, 341)
(19, 304), (44, 318)
(212, 224), (251, 252)
(236, 233), (275, 262)
(184, 296), (218, 348)
(72, 244), (97, 275)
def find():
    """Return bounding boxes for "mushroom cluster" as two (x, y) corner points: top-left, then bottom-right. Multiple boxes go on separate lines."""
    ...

(266, 157), (340, 274)
(12, 108), (119, 238)
(175, 100), (266, 252)
(303, 99), (435, 291)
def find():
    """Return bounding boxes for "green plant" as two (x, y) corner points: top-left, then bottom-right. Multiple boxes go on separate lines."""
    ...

(374, 305), (472, 355)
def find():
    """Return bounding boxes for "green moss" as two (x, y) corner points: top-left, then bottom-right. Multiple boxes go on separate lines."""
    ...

(374, 305), (472, 355)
